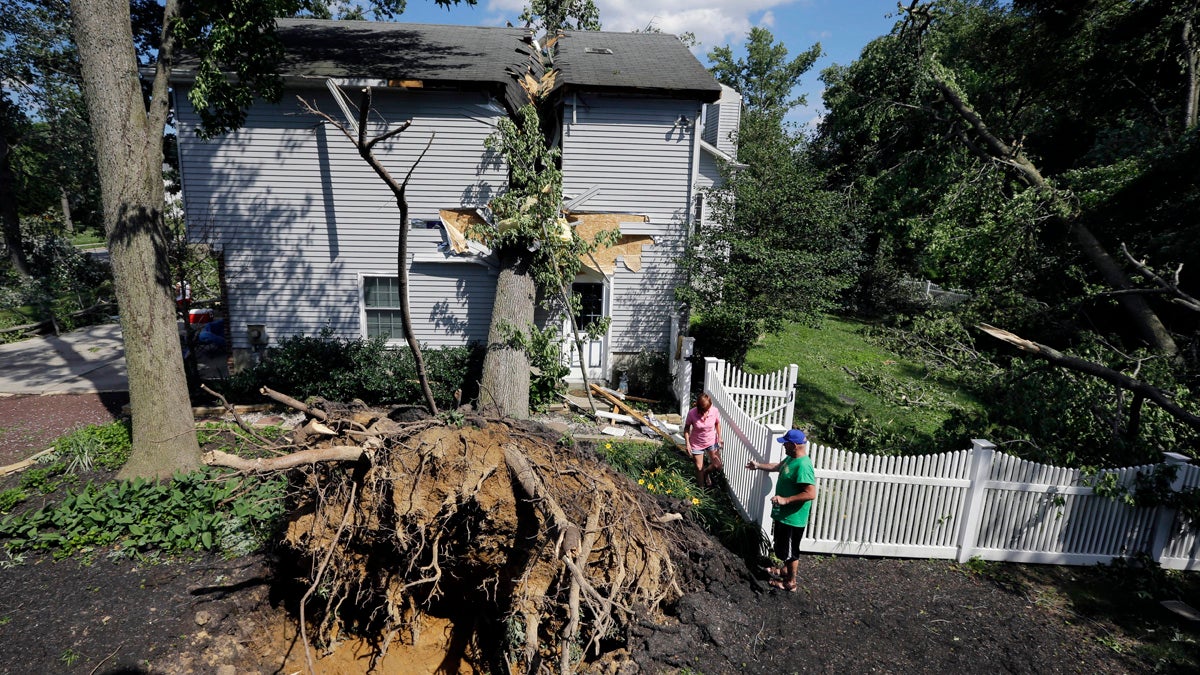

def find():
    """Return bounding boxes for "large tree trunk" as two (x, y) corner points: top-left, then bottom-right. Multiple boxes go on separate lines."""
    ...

(479, 247), (536, 419)
(71, 0), (200, 479)
(0, 133), (29, 277)
(1185, 10), (1199, 130)
(931, 72), (1178, 355)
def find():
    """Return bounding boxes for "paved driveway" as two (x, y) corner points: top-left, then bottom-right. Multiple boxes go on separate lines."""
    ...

(0, 322), (128, 394)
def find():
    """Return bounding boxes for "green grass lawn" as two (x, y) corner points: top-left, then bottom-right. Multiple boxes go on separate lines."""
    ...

(69, 232), (106, 249)
(743, 316), (982, 447)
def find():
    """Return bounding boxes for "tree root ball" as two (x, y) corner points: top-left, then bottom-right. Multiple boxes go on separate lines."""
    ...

(281, 418), (682, 673)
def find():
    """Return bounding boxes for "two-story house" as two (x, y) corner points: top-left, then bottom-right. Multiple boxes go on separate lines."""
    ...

(173, 19), (740, 383)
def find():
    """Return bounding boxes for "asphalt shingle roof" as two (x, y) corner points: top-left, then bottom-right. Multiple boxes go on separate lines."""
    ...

(174, 20), (722, 110)
(552, 31), (722, 103)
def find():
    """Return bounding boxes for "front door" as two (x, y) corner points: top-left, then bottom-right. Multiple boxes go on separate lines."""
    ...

(564, 275), (608, 382)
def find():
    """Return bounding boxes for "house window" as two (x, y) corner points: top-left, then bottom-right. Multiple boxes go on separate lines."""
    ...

(572, 282), (604, 330)
(364, 276), (404, 340)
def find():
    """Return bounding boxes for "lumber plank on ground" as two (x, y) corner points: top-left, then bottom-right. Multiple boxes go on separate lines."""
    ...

(589, 384), (685, 452)
(595, 410), (635, 424)
(0, 448), (55, 477)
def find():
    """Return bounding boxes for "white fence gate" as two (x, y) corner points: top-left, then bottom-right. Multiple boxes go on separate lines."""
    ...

(702, 358), (1200, 570)
(702, 357), (796, 541)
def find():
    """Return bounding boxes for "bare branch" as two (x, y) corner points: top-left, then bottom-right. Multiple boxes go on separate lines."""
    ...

(203, 446), (365, 472)
(1120, 243), (1200, 313)
(977, 324), (1200, 432)
(260, 386), (329, 421)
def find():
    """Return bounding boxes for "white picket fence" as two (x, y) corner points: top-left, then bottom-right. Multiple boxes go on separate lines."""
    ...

(701, 358), (1200, 570)
(801, 440), (1200, 570)
(702, 357), (795, 540)
(704, 357), (796, 429)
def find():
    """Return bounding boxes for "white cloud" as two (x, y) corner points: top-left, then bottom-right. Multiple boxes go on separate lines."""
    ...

(482, 1), (802, 50)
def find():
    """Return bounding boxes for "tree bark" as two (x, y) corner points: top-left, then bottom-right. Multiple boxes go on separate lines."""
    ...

(71, 0), (201, 479)
(480, 247), (536, 418)
(1184, 10), (1199, 130)
(932, 72), (1179, 355)
(0, 133), (30, 277)
(978, 323), (1200, 433)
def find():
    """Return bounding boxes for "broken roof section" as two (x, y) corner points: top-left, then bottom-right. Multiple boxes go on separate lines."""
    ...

(552, 31), (723, 103)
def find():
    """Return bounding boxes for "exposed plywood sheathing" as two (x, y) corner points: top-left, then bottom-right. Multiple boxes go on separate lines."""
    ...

(438, 208), (489, 254)
(569, 212), (654, 275)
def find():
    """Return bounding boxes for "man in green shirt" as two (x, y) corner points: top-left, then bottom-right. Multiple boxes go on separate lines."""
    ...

(746, 428), (816, 592)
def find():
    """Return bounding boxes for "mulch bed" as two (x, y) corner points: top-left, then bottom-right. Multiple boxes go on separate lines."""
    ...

(0, 394), (1188, 674)
(0, 393), (129, 467)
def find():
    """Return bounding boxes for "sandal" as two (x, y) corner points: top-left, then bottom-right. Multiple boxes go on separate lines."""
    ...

(769, 579), (798, 593)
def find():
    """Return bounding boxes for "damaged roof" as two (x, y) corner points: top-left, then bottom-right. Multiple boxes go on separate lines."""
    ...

(176, 19), (535, 114)
(552, 31), (722, 103)
(173, 20), (722, 111)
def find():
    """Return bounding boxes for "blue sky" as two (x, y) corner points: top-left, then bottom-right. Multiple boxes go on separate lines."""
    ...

(396, 0), (903, 127)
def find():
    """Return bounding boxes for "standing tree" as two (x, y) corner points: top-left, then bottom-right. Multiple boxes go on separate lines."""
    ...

(68, 0), (470, 478)
(519, 0), (600, 34)
(681, 28), (859, 362)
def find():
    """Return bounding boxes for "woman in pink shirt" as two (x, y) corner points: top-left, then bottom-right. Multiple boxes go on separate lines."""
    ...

(683, 393), (723, 486)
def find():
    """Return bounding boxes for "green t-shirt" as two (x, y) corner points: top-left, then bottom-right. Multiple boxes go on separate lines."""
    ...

(771, 454), (815, 527)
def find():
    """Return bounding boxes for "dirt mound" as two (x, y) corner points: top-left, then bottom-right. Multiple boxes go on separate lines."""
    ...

(247, 407), (710, 673)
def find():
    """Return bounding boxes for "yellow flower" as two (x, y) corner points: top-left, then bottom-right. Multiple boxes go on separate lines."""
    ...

(605, 443), (612, 449)
(691, 497), (701, 505)
(648, 484), (655, 490)
(665, 489), (672, 494)
(638, 478), (645, 485)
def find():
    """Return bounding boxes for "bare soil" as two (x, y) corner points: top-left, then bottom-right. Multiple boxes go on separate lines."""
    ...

(0, 394), (1196, 674)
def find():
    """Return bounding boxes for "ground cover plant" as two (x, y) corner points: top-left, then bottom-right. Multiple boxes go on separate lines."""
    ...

(0, 420), (286, 562)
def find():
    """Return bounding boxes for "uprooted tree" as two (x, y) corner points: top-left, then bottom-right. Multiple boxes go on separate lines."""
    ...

(204, 393), (686, 673)
(475, 41), (615, 418)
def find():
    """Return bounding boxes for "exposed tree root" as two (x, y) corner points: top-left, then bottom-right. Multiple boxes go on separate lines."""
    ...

(216, 395), (682, 672)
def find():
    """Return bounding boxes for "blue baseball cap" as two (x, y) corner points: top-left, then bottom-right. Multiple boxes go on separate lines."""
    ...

(777, 429), (807, 445)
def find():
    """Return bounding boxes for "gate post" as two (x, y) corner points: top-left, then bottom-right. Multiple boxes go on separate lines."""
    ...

(956, 439), (995, 563)
(1150, 452), (1192, 564)
(759, 424), (787, 543)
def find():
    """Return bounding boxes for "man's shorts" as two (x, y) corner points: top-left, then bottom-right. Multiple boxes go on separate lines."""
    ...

(772, 521), (806, 562)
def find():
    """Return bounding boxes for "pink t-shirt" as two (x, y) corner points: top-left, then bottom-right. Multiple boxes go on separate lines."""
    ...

(685, 406), (720, 450)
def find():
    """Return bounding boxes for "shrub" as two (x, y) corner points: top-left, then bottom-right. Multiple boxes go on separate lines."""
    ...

(222, 330), (482, 409)
(54, 421), (132, 472)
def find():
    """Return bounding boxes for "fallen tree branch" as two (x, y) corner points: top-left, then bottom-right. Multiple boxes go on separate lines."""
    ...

(203, 446), (365, 472)
(977, 323), (1200, 432)
(260, 387), (329, 421)
(0, 448), (55, 477)
(1120, 242), (1200, 313)
(201, 384), (278, 449)
(590, 384), (685, 452)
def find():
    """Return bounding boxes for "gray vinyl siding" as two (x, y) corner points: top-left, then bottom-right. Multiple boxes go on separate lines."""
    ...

(561, 95), (701, 353)
(176, 86), (506, 350)
(707, 84), (742, 156)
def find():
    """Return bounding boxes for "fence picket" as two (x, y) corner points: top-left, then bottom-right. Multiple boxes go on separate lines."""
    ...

(704, 357), (1198, 569)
